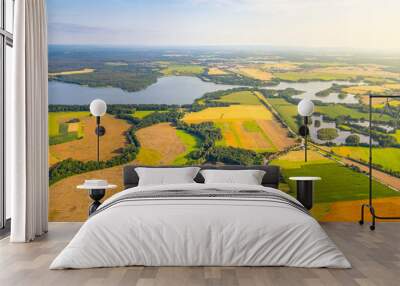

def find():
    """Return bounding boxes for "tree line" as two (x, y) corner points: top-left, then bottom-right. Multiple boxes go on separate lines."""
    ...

(49, 142), (140, 185)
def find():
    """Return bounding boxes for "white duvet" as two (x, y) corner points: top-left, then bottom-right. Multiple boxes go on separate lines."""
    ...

(50, 183), (351, 269)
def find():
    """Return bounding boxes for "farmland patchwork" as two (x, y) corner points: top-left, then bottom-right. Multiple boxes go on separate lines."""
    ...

(48, 46), (400, 222)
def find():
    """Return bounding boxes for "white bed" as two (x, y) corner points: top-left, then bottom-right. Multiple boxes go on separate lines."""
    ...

(50, 183), (351, 269)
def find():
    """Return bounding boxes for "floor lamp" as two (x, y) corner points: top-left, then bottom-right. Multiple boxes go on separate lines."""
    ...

(297, 99), (314, 162)
(359, 94), (400, 230)
(88, 99), (107, 215)
(89, 99), (107, 162)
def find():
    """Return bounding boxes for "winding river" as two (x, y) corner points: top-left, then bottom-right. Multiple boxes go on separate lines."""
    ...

(309, 115), (378, 145)
(269, 81), (359, 104)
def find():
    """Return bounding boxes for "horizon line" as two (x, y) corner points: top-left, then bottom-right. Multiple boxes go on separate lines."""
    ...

(47, 44), (400, 54)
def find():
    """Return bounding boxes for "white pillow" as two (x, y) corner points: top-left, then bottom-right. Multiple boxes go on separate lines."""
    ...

(200, 169), (265, 185)
(136, 167), (200, 186)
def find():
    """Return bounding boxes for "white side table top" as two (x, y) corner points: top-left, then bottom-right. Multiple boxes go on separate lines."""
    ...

(289, 177), (321, 181)
(77, 184), (117, 190)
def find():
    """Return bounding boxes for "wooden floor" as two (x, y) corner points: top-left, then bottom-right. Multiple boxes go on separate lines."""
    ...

(0, 222), (399, 286)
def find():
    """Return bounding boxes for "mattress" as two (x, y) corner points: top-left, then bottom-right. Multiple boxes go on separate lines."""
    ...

(50, 183), (351, 269)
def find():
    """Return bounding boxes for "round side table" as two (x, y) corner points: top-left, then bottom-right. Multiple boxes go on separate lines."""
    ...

(289, 177), (321, 210)
(77, 183), (117, 215)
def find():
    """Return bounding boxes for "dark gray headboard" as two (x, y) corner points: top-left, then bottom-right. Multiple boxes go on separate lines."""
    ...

(123, 165), (280, 189)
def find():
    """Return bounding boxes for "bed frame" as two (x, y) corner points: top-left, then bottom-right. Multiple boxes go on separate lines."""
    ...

(123, 165), (280, 189)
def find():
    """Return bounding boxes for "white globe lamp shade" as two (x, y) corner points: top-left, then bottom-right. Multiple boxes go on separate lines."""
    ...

(90, 99), (107, 117)
(297, 99), (314, 117)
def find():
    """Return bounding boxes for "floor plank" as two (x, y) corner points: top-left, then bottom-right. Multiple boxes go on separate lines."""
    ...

(0, 222), (399, 286)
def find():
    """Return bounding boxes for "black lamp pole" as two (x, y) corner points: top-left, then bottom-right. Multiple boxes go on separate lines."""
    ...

(94, 116), (106, 162)
(96, 116), (100, 162)
(298, 116), (309, 162)
(304, 116), (308, 162)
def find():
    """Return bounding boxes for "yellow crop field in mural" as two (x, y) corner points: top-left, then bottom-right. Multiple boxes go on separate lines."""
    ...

(207, 67), (228, 75)
(184, 101), (294, 152)
(49, 114), (131, 164)
(48, 111), (89, 137)
(184, 105), (272, 122)
(134, 122), (197, 165)
(313, 66), (400, 79)
(342, 85), (388, 95)
(214, 120), (276, 152)
(48, 68), (95, 76)
(262, 62), (299, 71)
(236, 67), (273, 81)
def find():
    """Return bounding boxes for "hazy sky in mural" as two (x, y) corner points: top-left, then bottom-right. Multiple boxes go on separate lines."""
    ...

(47, 0), (400, 51)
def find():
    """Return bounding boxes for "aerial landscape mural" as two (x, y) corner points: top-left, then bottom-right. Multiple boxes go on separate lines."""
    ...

(47, 0), (400, 221)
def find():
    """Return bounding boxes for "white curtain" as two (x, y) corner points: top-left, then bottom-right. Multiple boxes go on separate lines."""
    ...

(8, 0), (48, 242)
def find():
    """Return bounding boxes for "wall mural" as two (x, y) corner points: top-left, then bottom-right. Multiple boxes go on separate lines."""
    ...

(47, 1), (400, 221)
